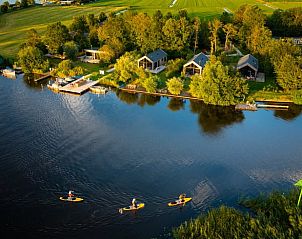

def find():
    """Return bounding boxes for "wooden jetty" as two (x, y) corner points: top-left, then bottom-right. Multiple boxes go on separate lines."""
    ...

(34, 73), (51, 82)
(59, 76), (98, 94)
(256, 104), (289, 109)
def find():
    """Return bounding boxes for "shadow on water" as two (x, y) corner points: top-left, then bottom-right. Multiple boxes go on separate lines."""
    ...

(274, 104), (302, 121)
(190, 100), (245, 135)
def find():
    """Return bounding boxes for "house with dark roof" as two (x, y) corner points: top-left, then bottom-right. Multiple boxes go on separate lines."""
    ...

(138, 49), (167, 73)
(183, 52), (209, 75)
(237, 54), (258, 79)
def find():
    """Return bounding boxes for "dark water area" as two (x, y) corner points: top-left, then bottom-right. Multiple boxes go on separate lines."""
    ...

(0, 75), (302, 238)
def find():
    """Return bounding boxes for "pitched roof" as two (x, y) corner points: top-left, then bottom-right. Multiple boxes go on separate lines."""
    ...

(186, 52), (209, 68)
(237, 54), (258, 71)
(146, 49), (167, 62)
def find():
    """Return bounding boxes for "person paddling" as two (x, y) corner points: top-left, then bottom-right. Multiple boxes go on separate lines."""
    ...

(132, 198), (137, 208)
(68, 190), (74, 199)
(179, 193), (186, 203)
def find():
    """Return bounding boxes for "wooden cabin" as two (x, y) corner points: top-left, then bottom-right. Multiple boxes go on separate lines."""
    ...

(183, 52), (209, 76)
(138, 49), (167, 72)
(237, 54), (258, 79)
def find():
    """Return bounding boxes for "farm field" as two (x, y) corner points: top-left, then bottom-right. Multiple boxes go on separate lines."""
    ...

(0, 0), (301, 58)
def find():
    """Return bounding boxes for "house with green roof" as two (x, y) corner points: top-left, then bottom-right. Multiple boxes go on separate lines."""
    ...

(183, 52), (209, 76)
(138, 49), (167, 73)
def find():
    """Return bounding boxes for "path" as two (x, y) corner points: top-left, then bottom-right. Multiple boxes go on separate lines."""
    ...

(169, 0), (177, 7)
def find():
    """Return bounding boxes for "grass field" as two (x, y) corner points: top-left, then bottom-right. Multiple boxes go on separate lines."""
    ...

(0, 0), (301, 58)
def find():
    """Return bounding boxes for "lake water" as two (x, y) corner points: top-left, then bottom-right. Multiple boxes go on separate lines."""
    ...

(0, 75), (302, 238)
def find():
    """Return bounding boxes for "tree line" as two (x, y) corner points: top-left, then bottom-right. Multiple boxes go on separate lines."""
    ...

(0, 0), (35, 14)
(16, 5), (302, 105)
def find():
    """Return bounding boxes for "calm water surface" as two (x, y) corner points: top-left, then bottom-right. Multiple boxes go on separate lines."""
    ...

(0, 75), (302, 238)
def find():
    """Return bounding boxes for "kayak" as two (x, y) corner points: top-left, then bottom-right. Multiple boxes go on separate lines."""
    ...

(119, 203), (145, 213)
(168, 197), (192, 206)
(59, 196), (84, 202)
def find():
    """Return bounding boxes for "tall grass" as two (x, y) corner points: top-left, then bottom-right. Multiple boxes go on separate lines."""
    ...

(173, 189), (302, 239)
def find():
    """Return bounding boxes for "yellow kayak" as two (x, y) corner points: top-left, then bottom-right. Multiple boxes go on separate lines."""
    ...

(168, 197), (192, 206)
(119, 203), (145, 213)
(59, 196), (84, 202)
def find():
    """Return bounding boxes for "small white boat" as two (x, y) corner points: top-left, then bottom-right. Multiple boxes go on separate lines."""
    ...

(2, 68), (16, 78)
(90, 85), (108, 94)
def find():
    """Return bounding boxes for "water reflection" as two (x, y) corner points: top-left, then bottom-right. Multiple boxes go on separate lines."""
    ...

(274, 104), (302, 121)
(167, 98), (185, 112)
(190, 100), (245, 135)
(116, 90), (139, 104)
(138, 94), (161, 107)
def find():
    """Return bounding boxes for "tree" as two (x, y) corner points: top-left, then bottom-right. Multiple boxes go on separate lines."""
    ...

(15, 0), (21, 8)
(193, 17), (201, 54)
(17, 46), (49, 73)
(208, 19), (222, 55)
(165, 58), (185, 78)
(166, 77), (184, 95)
(247, 25), (272, 55)
(52, 60), (83, 78)
(162, 17), (192, 52)
(189, 74), (204, 99)
(44, 22), (70, 54)
(0, 2), (9, 13)
(190, 58), (249, 106)
(24, 29), (47, 53)
(63, 41), (78, 60)
(20, 0), (28, 8)
(98, 16), (127, 57)
(274, 54), (302, 91)
(114, 51), (140, 83)
(223, 23), (237, 51)
(69, 15), (89, 50)
(142, 75), (158, 93)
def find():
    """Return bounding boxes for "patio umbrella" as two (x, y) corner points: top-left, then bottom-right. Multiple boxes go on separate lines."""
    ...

(294, 179), (302, 206)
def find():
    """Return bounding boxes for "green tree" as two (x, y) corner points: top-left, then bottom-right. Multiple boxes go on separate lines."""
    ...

(247, 25), (272, 55)
(142, 75), (158, 93)
(189, 74), (204, 99)
(114, 51), (140, 83)
(20, 0), (28, 8)
(0, 2), (9, 13)
(15, 0), (21, 8)
(191, 58), (248, 106)
(274, 54), (302, 91)
(63, 41), (78, 60)
(208, 19), (222, 55)
(165, 58), (185, 78)
(223, 23), (237, 51)
(44, 22), (70, 54)
(52, 60), (83, 78)
(17, 46), (49, 73)
(162, 17), (192, 52)
(167, 77), (184, 95)
(69, 15), (89, 50)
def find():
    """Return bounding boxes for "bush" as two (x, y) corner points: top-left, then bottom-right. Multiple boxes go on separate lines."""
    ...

(292, 90), (302, 105)
(165, 58), (185, 78)
(166, 77), (184, 95)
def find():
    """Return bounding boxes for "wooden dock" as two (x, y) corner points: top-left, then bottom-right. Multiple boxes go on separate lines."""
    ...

(256, 104), (289, 109)
(59, 76), (98, 94)
(34, 73), (51, 82)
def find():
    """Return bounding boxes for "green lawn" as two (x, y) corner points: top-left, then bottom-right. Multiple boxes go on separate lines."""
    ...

(0, 5), (124, 58)
(0, 0), (301, 58)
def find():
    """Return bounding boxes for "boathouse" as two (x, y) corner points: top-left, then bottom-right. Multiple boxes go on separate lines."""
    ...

(237, 54), (258, 79)
(183, 52), (209, 76)
(138, 49), (167, 73)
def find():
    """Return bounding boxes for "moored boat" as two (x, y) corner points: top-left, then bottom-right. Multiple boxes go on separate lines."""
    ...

(90, 85), (108, 94)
